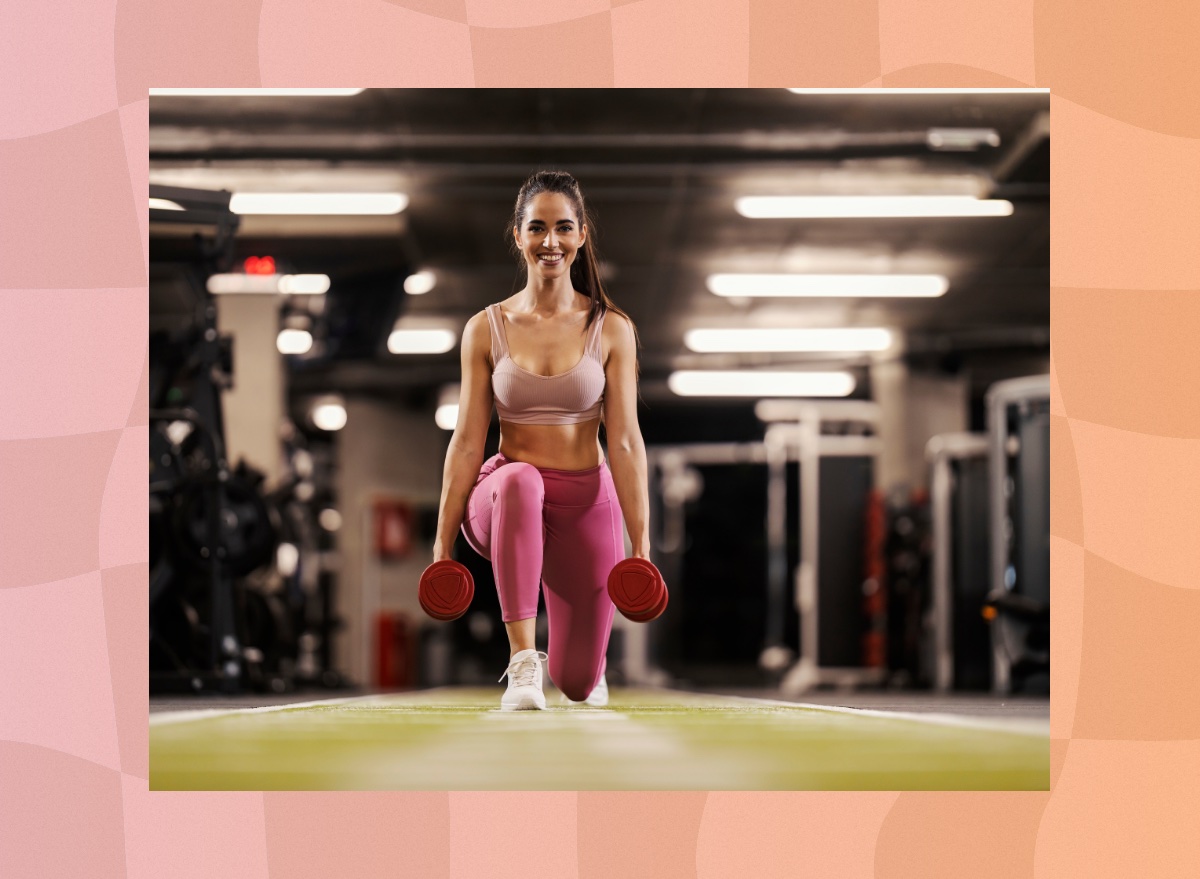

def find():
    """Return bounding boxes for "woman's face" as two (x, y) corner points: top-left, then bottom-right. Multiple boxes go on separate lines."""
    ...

(514, 191), (586, 278)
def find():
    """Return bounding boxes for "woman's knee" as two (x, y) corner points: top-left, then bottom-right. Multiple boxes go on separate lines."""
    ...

(549, 659), (598, 702)
(495, 463), (544, 506)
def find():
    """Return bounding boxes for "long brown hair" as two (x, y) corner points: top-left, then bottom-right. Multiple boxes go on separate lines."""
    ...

(506, 170), (642, 382)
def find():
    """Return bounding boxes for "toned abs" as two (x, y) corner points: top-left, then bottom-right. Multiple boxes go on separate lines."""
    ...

(493, 299), (606, 471)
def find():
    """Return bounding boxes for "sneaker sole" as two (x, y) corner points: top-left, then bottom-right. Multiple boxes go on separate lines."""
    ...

(500, 695), (546, 711)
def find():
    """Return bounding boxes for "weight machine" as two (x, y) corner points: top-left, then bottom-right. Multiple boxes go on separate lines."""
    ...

(923, 375), (1050, 695)
(986, 375), (1051, 695)
(630, 401), (884, 694)
(149, 185), (345, 694)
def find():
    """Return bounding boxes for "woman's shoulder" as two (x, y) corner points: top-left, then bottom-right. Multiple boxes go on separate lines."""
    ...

(599, 307), (631, 335)
(462, 309), (493, 350)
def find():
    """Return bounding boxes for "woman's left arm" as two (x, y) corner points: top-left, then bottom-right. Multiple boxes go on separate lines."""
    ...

(602, 312), (651, 560)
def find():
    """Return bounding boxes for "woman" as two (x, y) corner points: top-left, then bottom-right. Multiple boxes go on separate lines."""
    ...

(431, 170), (650, 710)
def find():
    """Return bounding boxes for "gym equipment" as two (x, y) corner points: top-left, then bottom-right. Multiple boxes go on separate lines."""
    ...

(927, 433), (991, 691)
(166, 462), (280, 577)
(607, 558), (668, 622)
(149, 185), (244, 694)
(881, 490), (932, 687)
(642, 400), (884, 693)
(150, 185), (348, 695)
(986, 375), (1050, 695)
(419, 560), (475, 621)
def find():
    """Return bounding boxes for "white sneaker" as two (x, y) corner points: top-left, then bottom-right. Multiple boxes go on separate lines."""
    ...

(499, 649), (548, 711)
(565, 673), (609, 708)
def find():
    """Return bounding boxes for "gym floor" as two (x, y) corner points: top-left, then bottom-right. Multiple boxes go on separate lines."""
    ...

(150, 687), (1049, 791)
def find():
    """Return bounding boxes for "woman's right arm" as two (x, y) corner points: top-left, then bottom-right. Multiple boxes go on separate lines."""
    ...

(432, 310), (494, 562)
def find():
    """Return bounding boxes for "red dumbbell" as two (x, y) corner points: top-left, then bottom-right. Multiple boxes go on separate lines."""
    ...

(607, 557), (668, 622)
(418, 559), (475, 621)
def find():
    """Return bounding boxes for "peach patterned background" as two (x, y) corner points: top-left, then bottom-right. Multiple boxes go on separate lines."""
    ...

(1, 0), (1197, 875)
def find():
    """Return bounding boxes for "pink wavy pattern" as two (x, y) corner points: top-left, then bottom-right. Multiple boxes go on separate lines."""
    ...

(0, 0), (1197, 873)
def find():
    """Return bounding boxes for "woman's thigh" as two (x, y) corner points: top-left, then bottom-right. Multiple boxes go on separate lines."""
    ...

(460, 454), (545, 561)
(540, 464), (623, 682)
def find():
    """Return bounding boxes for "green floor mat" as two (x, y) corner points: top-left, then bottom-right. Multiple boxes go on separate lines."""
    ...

(150, 688), (1049, 791)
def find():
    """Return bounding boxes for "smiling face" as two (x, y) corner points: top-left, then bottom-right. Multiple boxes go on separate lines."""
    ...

(514, 191), (587, 277)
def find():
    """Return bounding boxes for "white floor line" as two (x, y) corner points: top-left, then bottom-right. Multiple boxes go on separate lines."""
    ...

(150, 686), (490, 727)
(150, 693), (384, 726)
(151, 686), (1049, 737)
(668, 689), (1050, 737)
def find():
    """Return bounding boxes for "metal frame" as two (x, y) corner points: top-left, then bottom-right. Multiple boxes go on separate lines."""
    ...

(925, 432), (990, 692)
(985, 374), (1051, 694)
(638, 400), (884, 694)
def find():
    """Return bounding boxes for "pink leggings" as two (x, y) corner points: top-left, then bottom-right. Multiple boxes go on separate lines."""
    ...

(461, 452), (623, 702)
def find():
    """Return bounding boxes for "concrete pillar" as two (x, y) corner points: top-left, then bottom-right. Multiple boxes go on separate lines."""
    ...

(871, 337), (968, 494)
(905, 371), (968, 488)
(216, 295), (285, 484)
(334, 398), (453, 686)
(871, 343), (910, 493)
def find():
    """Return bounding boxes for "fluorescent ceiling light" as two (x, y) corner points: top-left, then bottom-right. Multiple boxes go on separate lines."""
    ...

(149, 197), (185, 211)
(278, 274), (331, 295)
(311, 401), (347, 431)
(207, 273), (330, 295)
(150, 88), (364, 97)
(404, 270), (437, 295)
(436, 385), (461, 430)
(786, 88), (1049, 95)
(707, 274), (948, 298)
(277, 329), (313, 355)
(387, 328), (457, 355)
(927, 128), (1000, 150)
(435, 405), (459, 431)
(685, 328), (892, 353)
(229, 192), (408, 215)
(668, 371), (855, 397)
(736, 196), (1012, 218)
(208, 274), (280, 294)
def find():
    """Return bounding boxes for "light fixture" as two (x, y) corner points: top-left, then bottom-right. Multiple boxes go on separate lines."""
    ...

(319, 509), (343, 532)
(927, 128), (1000, 150)
(149, 197), (185, 211)
(668, 371), (855, 397)
(278, 274), (331, 295)
(209, 274), (278, 294)
(229, 192), (408, 215)
(277, 329), (313, 355)
(785, 88), (1049, 95)
(404, 270), (437, 295)
(311, 398), (347, 432)
(150, 88), (365, 97)
(164, 421), (194, 445)
(684, 328), (892, 353)
(735, 196), (1012, 218)
(276, 543), (300, 577)
(707, 274), (948, 298)
(387, 328), (457, 355)
(435, 385), (460, 431)
(207, 273), (330, 295)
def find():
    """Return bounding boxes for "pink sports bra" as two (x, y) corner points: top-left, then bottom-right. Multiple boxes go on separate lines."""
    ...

(487, 303), (606, 425)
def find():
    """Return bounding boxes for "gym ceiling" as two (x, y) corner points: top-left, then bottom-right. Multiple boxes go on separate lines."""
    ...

(148, 88), (1049, 415)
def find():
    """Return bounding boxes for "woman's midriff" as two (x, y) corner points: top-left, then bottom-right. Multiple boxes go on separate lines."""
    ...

(498, 416), (605, 471)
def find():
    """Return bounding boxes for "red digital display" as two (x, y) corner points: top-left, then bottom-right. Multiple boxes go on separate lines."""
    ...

(244, 255), (276, 275)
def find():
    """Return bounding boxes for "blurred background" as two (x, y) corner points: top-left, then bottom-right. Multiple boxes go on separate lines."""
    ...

(148, 87), (1049, 705)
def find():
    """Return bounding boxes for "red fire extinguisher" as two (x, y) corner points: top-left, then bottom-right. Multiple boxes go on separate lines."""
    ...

(862, 489), (888, 668)
(376, 611), (416, 689)
(373, 499), (413, 559)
